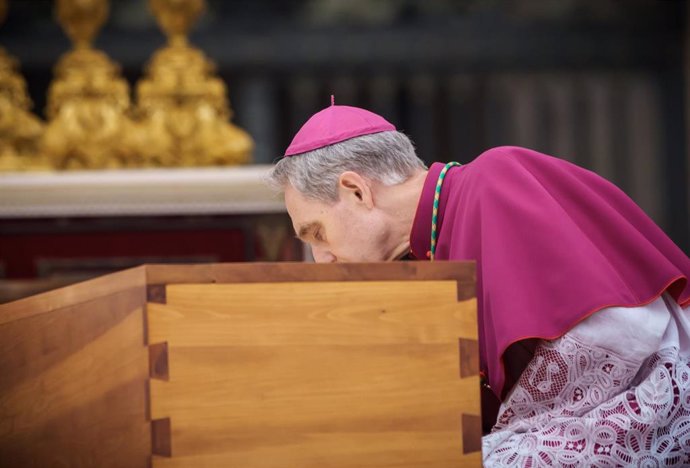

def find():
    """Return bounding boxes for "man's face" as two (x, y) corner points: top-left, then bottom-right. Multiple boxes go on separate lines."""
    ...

(284, 183), (390, 263)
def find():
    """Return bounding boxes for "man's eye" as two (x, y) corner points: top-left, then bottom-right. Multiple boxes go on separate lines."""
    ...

(314, 230), (323, 242)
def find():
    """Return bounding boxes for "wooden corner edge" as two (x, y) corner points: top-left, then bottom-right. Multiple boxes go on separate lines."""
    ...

(147, 284), (167, 304)
(461, 413), (482, 454)
(151, 417), (172, 457)
(459, 337), (480, 378)
(149, 342), (169, 381)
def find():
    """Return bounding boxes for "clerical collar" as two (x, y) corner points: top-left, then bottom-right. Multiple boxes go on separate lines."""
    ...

(409, 162), (446, 260)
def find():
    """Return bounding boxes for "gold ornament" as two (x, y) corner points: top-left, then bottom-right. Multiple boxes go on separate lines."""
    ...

(0, 0), (47, 172)
(132, 0), (253, 167)
(43, 0), (137, 169)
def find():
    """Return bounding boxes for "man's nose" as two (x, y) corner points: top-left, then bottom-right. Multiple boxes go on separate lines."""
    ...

(311, 245), (336, 263)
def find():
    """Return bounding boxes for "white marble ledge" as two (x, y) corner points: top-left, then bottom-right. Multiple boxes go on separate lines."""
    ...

(0, 165), (286, 218)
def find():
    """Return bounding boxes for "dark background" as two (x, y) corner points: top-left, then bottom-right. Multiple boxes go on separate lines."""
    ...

(1, 0), (688, 252)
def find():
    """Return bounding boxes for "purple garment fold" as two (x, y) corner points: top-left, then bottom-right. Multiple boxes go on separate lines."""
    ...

(410, 146), (690, 398)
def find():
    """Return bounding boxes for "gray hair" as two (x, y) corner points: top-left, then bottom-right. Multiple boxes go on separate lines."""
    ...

(267, 131), (426, 202)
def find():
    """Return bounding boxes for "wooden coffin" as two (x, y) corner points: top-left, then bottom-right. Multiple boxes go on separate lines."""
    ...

(0, 262), (480, 467)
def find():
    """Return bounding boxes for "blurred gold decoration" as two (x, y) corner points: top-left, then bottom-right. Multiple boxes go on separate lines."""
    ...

(0, 0), (47, 171)
(132, 0), (253, 167)
(43, 0), (137, 169)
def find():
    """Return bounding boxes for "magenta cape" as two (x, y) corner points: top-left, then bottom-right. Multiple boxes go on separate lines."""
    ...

(410, 146), (690, 398)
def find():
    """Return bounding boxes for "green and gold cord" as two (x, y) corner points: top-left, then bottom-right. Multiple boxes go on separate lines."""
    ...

(430, 161), (462, 261)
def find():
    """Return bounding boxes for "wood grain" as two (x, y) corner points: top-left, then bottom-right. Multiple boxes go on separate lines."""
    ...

(148, 279), (480, 467)
(150, 346), (479, 430)
(0, 287), (150, 467)
(144, 262), (476, 301)
(0, 266), (146, 325)
(148, 282), (478, 346)
(0, 287), (145, 395)
(151, 432), (483, 468)
(0, 261), (477, 467)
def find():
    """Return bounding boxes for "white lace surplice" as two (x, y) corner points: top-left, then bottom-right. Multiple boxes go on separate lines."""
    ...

(483, 294), (690, 467)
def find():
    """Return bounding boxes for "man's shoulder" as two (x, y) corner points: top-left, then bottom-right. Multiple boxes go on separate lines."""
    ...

(457, 146), (556, 195)
(467, 145), (562, 176)
(461, 146), (526, 178)
(472, 146), (540, 165)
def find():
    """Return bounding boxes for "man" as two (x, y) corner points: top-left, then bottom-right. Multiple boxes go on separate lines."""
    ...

(268, 100), (690, 466)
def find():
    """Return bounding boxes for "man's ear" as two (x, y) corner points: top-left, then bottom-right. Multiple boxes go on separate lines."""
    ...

(337, 171), (374, 209)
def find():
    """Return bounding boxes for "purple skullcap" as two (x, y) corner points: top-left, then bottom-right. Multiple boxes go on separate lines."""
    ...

(284, 96), (396, 157)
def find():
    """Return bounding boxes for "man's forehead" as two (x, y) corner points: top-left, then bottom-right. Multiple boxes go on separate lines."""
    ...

(285, 186), (326, 217)
(284, 185), (335, 239)
(284, 183), (315, 210)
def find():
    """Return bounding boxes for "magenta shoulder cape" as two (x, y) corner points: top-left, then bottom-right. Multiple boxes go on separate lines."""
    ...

(410, 146), (690, 398)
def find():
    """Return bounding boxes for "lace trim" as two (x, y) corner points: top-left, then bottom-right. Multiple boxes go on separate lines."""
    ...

(483, 333), (690, 467)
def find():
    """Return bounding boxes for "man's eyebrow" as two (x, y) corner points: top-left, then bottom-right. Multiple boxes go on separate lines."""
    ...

(296, 222), (320, 240)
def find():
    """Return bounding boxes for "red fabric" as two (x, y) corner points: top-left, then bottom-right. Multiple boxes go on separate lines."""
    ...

(410, 146), (690, 398)
(0, 229), (246, 278)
